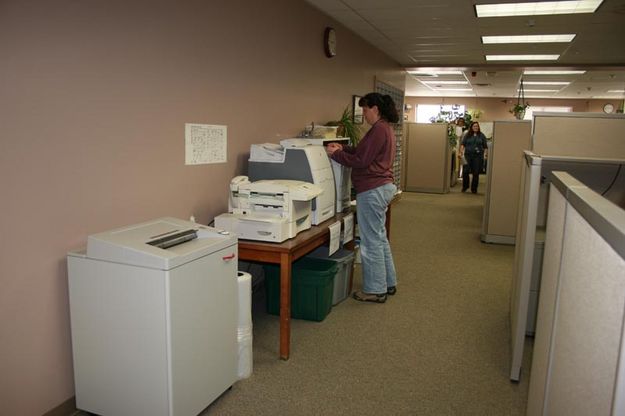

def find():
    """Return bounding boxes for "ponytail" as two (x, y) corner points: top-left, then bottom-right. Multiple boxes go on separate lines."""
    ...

(358, 92), (400, 123)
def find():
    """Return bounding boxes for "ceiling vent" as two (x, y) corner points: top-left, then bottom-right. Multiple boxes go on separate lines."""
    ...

(476, 83), (491, 87)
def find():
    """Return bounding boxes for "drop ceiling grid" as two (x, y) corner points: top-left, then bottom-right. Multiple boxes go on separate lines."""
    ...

(305, 0), (625, 98)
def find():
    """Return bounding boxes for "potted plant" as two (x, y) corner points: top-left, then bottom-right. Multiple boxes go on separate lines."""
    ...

(510, 103), (529, 120)
(467, 108), (483, 120)
(327, 107), (362, 146)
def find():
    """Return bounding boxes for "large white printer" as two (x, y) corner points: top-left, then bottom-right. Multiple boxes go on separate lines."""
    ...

(214, 176), (322, 243)
(294, 137), (352, 213)
(248, 139), (349, 224)
(67, 217), (238, 416)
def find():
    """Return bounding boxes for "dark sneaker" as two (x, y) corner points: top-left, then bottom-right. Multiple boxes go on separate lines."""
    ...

(387, 286), (397, 296)
(352, 290), (387, 303)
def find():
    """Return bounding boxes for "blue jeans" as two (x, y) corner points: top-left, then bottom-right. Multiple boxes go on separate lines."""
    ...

(356, 183), (397, 294)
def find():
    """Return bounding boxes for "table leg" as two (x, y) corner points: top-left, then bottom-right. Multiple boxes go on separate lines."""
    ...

(279, 252), (292, 360)
(344, 239), (355, 294)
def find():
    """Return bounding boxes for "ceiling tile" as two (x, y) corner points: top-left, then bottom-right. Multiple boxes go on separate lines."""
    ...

(304, 0), (625, 98)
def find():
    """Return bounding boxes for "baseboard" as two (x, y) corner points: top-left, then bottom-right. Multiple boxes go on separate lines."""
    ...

(43, 396), (78, 416)
(404, 187), (449, 194)
(480, 234), (516, 245)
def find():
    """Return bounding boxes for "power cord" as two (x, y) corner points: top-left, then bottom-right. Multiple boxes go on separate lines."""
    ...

(601, 164), (623, 196)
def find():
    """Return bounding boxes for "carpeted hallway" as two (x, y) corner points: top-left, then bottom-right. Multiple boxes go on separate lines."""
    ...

(201, 181), (533, 415)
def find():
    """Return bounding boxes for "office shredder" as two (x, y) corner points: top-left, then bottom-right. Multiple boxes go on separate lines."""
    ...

(67, 217), (238, 416)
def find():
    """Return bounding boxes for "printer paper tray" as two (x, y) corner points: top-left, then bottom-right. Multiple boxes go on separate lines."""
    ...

(215, 213), (293, 243)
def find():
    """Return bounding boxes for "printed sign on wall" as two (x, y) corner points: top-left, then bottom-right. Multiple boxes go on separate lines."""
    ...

(185, 123), (227, 165)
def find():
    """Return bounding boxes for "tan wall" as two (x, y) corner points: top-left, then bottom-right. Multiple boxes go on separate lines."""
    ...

(404, 96), (624, 122)
(0, 1), (403, 414)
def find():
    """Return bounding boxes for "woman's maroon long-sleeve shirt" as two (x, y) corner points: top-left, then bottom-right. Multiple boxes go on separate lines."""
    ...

(330, 119), (395, 194)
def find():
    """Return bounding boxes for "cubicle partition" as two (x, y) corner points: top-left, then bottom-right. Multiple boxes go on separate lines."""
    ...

(509, 152), (625, 381)
(403, 123), (450, 193)
(526, 171), (625, 416)
(506, 113), (625, 380)
(484, 113), (625, 246)
(481, 120), (532, 244)
(532, 113), (625, 158)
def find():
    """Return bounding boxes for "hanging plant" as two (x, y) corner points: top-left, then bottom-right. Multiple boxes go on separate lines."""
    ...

(510, 103), (530, 118)
(510, 79), (529, 119)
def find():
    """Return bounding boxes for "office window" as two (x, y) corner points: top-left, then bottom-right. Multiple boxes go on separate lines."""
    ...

(416, 104), (466, 123)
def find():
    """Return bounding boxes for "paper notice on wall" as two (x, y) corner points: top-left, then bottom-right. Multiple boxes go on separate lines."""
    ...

(328, 221), (341, 256)
(342, 213), (354, 244)
(185, 123), (227, 165)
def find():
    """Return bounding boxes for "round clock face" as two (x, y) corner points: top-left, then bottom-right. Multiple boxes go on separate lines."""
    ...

(603, 103), (615, 114)
(324, 27), (337, 58)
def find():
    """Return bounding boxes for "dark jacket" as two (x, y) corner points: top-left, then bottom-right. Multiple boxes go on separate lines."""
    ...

(461, 132), (487, 157)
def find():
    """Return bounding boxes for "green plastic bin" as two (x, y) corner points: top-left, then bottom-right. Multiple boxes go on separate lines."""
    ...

(306, 247), (355, 305)
(265, 257), (337, 322)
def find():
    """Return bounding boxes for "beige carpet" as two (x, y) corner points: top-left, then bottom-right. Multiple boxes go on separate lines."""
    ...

(204, 181), (533, 416)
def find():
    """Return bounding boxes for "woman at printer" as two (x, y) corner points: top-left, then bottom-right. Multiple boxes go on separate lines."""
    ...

(326, 92), (398, 303)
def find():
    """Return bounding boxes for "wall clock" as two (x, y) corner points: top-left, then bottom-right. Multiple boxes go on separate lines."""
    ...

(324, 27), (337, 58)
(603, 103), (615, 114)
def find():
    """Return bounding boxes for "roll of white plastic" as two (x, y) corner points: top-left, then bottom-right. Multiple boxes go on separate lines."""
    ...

(237, 326), (253, 380)
(237, 271), (253, 379)
(237, 271), (252, 328)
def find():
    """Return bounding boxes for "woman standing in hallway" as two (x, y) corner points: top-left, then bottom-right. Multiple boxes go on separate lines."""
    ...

(326, 93), (398, 303)
(459, 121), (488, 194)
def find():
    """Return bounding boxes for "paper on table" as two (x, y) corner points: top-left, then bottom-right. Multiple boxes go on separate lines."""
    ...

(328, 221), (341, 256)
(342, 213), (354, 244)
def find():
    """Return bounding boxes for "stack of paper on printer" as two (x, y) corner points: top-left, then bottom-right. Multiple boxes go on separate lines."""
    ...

(214, 176), (322, 243)
(248, 142), (285, 163)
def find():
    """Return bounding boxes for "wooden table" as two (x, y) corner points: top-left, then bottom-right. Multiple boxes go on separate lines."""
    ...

(237, 213), (353, 360)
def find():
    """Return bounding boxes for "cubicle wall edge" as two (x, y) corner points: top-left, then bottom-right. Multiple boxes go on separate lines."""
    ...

(526, 171), (625, 415)
(509, 152), (542, 381)
(563, 190), (625, 261)
(481, 140), (496, 242)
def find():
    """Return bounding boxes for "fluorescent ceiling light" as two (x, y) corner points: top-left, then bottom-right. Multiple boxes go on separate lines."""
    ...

(407, 70), (464, 75)
(524, 70), (586, 75)
(482, 34), (576, 44)
(486, 54), (560, 61)
(475, 1), (603, 17)
(524, 81), (571, 85)
(435, 88), (473, 91)
(421, 81), (469, 85)
(521, 89), (560, 92)
(608, 90), (625, 93)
